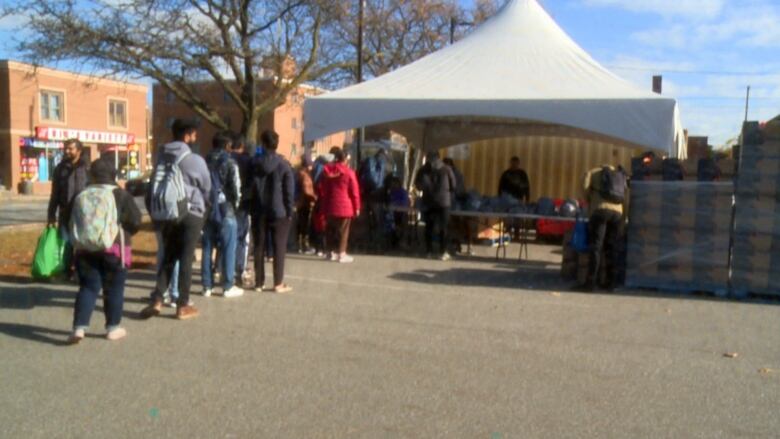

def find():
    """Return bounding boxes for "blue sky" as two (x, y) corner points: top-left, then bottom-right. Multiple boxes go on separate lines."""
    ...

(3, 0), (779, 147)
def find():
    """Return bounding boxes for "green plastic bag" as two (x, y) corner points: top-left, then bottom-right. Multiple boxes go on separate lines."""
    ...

(31, 226), (66, 279)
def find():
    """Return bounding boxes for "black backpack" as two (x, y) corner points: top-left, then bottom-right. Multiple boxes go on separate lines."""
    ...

(600, 166), (626, 203)
(251, 161), (275, 214)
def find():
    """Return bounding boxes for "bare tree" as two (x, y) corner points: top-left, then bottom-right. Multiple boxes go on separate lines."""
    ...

(3, 0), (497, 141)
(4, 0), (345, 142)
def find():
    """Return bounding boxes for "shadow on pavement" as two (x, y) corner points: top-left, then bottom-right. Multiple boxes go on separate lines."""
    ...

(0, 322), (75, 346)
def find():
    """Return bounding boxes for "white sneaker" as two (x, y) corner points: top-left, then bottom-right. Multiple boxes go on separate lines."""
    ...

(223, 286), (244, 298)
(339, 254), (354, 264)
(441, 252), (451, 262)
(329, 252), (339, 262)
(316, 251), (325, 258)
(68, 328), (85, 344)
(163, 294), (178, 308)
(203, 288), (213, 297)
(106, 327), (127, 341)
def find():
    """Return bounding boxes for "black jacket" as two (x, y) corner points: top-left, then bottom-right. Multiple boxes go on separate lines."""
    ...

(206, 149), (242, 215)
(48, 157), (89, 224)
(231, 151), (253, 209)
(498, 169), (530, 203)
(415, 158), (456, 209)
(249, 151), (295, 219)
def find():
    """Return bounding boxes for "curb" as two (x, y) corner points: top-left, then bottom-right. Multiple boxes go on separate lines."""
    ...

(0, 222), (47, 232)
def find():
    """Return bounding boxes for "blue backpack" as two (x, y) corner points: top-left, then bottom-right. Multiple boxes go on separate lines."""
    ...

(208, 155), (229, 224)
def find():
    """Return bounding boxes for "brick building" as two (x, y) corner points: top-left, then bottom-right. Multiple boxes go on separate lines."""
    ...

(0, 60), (149, 194)
(152, 80), (347, 165)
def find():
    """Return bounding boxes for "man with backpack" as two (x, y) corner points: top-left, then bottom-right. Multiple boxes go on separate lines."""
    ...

(47, 138), (89, 279)
(141, 119), (211, 320)
(579, 165), (627, 292)
(201, 132), (243, 299)
(68, 159), (141, 343)
(249, 130), (295, 293)
(415, 152), (457, 261)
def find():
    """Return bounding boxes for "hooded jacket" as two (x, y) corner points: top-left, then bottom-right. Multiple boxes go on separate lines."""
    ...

(320, 162), (361, 218)
(250, 151), (295, 219)
(415, 158), (456, 209)
(155, 141), (211, 218)
(47, 156), (89, 224)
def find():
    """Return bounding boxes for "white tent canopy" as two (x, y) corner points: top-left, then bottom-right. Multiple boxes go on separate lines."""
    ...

(304, 0), (685, 157)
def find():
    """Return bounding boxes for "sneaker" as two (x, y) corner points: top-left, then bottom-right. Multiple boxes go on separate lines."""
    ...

(139, 300), (163, 319)
(339, 254), (354, 264)
(176, 305), (199, 320)
(440, 252), (451, 262)
(304, 248), (317, 256)
(163, 293), (178, 308)
(223, 286), (244, 298)
(316, 251), (325, 258)
(202, 288), (213, 298)
(106, 327), (127, 341)
(329, 253), (339, 262)
(273, 284), (294, 294)
(68, 328), (85, 345)
(254, 286), (266, 293)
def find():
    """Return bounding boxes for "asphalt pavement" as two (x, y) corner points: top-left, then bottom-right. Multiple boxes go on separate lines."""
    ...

(1, 249), (779, 438)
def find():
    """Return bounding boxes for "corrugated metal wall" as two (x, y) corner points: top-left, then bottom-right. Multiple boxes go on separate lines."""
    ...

(444, 136), (640, 200)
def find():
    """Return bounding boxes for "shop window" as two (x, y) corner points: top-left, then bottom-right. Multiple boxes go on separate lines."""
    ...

(40, 90), (64, 122)
(109, 99), (128, 128)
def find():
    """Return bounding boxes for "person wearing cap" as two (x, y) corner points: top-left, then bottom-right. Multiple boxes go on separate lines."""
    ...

(296, 154), (317, 254)
(68, 159), (142, 344)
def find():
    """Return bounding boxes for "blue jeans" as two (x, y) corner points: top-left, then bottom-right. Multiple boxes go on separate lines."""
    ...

(235, 209), (249, 275)
(155, 230), (179, 299)
(73, 253), (127, 331)
(201, 216), (237, 289)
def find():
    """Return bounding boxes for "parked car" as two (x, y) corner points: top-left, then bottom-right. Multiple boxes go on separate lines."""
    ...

(125, 170), (151, 197)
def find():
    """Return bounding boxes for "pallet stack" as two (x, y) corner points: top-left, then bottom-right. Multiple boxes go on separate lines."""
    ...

(731, 121), (780, 297)
(626, 181), (733, 295)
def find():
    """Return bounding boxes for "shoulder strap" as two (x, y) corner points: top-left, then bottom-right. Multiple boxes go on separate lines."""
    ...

(175, 150), (191, 166)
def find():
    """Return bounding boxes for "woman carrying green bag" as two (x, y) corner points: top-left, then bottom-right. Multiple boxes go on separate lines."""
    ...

(31, 226), (66, 279)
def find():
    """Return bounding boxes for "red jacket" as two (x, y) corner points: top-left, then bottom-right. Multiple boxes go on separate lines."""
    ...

(319, 162), (361, 218)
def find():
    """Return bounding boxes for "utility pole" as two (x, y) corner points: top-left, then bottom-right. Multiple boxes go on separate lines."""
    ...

(744, 85), (751, 122)
(356, 0), (365, 166)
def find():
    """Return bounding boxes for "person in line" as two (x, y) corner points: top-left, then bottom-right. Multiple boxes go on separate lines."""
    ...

(141, 119), (211, 320)
(155, 230), (180, 308)
(498, 156), (531, 204)
(579, 165), (627, 292)
(443, 158), (468, 254)
(415, 152), (456, 261)
(68, 159), (141, 343)
(311, 153), (334, 257)
(320, 147), (361, 263)
(47, 138), (89, 279)
(201, 132), (244, 298)
(296, 155), (317, 255)
(386, 176), (410, 250)
(359, 149), (389, 251)
(230, 134), (253, 285)
(250, 130), (295, 293)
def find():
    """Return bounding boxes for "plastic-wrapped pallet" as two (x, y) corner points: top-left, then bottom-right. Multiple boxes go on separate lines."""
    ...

(731, 121), (780, 297)
(626, 181), (733, 295)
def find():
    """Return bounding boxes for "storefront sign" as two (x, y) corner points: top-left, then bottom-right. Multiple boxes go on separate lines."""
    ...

(36, 126), (136, 145)
(19, 137), (64, 149)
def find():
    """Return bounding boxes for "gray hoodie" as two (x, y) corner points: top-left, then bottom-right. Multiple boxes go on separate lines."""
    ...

(160, 141), (211, 218)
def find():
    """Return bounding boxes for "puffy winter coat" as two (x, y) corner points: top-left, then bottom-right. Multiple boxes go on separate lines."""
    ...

(319, 162), (361, 218)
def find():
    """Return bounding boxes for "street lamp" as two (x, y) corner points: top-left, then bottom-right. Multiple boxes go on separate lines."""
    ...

(356, 0), (365, 165)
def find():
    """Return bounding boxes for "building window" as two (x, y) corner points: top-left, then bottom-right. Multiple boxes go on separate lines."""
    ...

(40, 90), (64, 122)
(166, 117), (176, 128)
(166, 91), (175, 103)
(291, 143), (297, 158)
(292, 118), (298, 130)
(223, 90), (231, 103)
(109, 99), (128, 128)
